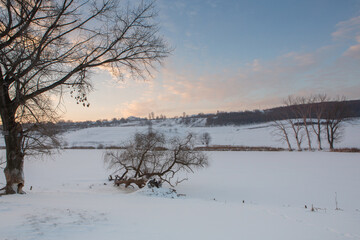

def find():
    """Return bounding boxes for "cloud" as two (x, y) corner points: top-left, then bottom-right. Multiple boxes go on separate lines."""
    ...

(207, 0), (218, 8)
(343, 36), (360, 58)
(115, 16), (360, 118)
(332, 16), (360, 40)
(119, 99), (158, 117)
(187, 10), (197, 16)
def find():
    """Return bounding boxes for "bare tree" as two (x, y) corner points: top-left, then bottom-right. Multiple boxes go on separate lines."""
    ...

(0, 0), (170, 194)
(284, 96), (303, 151)
(271, 116), (293, 151)
(324, 98), (348, 150)
(201, 132), (211, 147)
(104, 131), (208, 188)
(293, 96), (313, 151)
(310, 94), (328, 150)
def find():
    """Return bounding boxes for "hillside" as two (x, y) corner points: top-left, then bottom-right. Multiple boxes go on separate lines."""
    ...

(206, 99), (360, 126)
(53, 117), (360, 150)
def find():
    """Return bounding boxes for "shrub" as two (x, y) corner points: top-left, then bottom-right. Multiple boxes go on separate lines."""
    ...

(104, 131), (208, 188)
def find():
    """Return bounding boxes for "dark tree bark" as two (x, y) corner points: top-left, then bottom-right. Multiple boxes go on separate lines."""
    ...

(0, 88), (24, 193)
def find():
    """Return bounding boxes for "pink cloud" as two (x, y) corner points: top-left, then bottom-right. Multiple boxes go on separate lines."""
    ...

(343, 36), (360, 58)
(332, 16), (360, 40)
(115, 16), (360, 118)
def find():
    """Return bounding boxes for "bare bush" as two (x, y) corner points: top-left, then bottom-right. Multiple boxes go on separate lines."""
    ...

(104, 131), (208, 188)
(201, 132), (211, 147)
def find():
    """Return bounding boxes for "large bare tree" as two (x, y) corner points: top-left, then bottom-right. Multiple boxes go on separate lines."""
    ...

(0, 0), (170, 194)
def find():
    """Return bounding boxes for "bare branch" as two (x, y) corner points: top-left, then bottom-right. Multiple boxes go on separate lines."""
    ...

(104, 130), (208, 188)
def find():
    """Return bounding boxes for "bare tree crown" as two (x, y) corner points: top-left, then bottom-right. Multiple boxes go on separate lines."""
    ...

(0, 0), (170, 194)
(105, 131), (209, 188)
(0, 0), (170, 121)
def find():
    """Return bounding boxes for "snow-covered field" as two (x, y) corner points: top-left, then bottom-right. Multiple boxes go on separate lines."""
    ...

(0, 150), (360, 240)
(0, 118), (359, 149)
(0, 119), (360, 240)
(60, 118), (360, 149)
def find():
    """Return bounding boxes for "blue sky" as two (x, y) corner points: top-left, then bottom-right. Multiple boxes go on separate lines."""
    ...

(63, 0), (360, 121)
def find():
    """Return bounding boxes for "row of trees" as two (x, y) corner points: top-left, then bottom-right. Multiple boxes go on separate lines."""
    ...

(206, 100), (360, 126)
(272, 95), (349, 151)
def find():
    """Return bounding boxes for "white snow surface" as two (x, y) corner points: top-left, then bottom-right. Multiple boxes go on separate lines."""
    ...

(0, 117), (359, 149)
(59, 117), (360, 149)
(0, 150), (360, 240)
(0, 118), (360, 239)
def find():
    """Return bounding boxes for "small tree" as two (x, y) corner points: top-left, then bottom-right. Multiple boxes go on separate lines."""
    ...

(201, 132), (211, 147)
(104, 131), (208, 188)
(271, 118), (293, 151)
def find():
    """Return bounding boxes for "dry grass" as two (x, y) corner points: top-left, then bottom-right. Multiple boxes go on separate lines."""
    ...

(63, 146), (96, 150)
(7, 145), (357, 153)
(194, 145), (285, 152)
(331, 148), (360, 153)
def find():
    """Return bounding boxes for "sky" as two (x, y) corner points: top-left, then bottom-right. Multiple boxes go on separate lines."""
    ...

(62, 0), (360, 121)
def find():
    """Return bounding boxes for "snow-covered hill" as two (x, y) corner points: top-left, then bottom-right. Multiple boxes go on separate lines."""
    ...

(60, 117), (360, 149)
(1, 118), (359, 149)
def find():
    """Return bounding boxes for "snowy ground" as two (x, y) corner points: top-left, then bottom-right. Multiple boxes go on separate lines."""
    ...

(57, 117), (360, 149)
(1, 150), (360, 240)
(0, 118), (359, 149)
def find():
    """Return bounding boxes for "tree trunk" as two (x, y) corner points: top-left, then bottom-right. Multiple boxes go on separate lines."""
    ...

(316, 123), (322, 150)
(326, 123), (334, 150)
(304, 125), (312, 151)
(3, 124), (25, 194)
(0, 88), (25, 194)
(295, 135), (302, 151)
(317, 134), (322, 150)
(282, 129), (292, 151)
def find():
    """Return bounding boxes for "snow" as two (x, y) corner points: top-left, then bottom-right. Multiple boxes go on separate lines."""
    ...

(134, 185), (183, 199)
(0, 119), (360, 239)
(58, 118), (360, 149)
(1, 149), (360, 240)
(0, 118), (359, 149)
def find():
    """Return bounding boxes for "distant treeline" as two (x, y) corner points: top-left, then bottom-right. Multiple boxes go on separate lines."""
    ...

(1, 100), (359, 133)
(205, 99), (360, 126)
